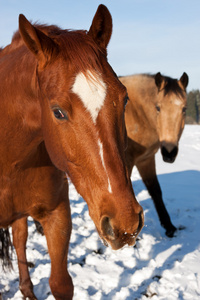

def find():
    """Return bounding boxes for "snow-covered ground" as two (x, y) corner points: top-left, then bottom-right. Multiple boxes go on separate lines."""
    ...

(1, 125), (200, 300)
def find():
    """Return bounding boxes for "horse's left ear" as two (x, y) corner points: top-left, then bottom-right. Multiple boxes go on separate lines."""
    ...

(179, 72), (189, 90)
(88, 5), (112, 54)
(19, 14), (57, 69)
(155, 72), (166, 91)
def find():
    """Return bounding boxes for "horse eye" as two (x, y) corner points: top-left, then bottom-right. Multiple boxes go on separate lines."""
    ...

(124, 95), (129, 107)
(53, 108), (67, 120)
(156, 105), (160, 112)
(182, 107), (187, 114)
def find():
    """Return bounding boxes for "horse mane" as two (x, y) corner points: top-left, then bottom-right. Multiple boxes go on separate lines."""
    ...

(153, 74), (185, 97)
(12, 23), (62, 42)
(11, 22), (104, 77)
(132, 73), (185, 97)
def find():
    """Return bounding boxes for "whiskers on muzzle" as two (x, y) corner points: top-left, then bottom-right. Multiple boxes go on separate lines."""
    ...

(100, 210), (144, 250)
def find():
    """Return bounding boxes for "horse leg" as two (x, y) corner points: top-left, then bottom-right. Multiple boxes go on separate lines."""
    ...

(34, 219), (44, 235)
(136, 156), (177, 237)
(40, 200), (73, 300)
(12, 218), (37, 299)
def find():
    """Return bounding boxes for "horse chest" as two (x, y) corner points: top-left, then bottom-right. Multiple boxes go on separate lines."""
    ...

(0, 173), (19, 226)
(0, 167), (38, 226)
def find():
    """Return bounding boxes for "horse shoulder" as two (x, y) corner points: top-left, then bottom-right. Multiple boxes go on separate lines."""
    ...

(17, 144), (67, 218)
(0, 142), (66, 227)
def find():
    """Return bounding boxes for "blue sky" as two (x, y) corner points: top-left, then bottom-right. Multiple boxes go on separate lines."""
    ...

(0, 0), (199, 91)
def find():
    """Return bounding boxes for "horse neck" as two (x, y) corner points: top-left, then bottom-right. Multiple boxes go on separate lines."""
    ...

(0, 44), (43, 165)
(126, 76), (158, 124)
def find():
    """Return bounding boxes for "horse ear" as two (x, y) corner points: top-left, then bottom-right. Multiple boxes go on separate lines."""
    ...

(155, 72), (166, 91)
(19, 14), (57, 69)
(179, 72), (189, 90)
(88, 4), (112, 54)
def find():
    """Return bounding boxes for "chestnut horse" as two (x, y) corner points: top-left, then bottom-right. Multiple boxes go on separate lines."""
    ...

(0, 5), (144, 300)
(120, 73), (188, 237)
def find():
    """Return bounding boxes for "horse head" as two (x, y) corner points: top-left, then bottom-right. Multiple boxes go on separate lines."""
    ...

(19, 5), (143, 250)
(155, 72), (188, 163)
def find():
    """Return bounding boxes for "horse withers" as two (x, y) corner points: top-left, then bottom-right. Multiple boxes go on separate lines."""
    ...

(0, 5), (143, 300)
(120, 73), (188, 237)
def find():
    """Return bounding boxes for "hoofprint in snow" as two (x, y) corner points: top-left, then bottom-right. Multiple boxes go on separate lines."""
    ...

(0, 125), (200, 300)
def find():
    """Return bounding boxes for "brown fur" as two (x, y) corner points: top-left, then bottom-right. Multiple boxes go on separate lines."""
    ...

(0, 5), (143, 300)
(120, 72), (188, 237)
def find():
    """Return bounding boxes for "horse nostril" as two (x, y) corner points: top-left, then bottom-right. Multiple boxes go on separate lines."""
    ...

(161, 144), (178, 163)
(101, 216), (115, 240)
(172, 146), (178, 157)
(137, 210), (144, 233)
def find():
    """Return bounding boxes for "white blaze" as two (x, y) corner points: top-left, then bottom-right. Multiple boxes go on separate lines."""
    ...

(72, 71), (107, 123)
(174, 98), (183, 106)
(72, 71), (111, 193)
(98, 139), (112, 193)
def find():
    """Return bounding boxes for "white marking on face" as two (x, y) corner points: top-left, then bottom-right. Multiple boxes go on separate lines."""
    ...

(174, 99), (182, 106)
(98, 139), (112, 193)
(72, 71), (107, 123)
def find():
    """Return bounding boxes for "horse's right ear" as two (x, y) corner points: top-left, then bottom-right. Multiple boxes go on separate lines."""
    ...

(155, 72), (166, 91)
(19, 14), (57, 69)
(179, 72), (189, 90)
(88, 5), (112, 55)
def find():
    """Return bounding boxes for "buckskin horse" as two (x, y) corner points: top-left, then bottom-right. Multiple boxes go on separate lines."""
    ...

(120, 72), (188, 237)
(0, 5), (144, 299)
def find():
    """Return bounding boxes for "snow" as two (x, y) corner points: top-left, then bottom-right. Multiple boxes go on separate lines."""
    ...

(1, 125), (200, 300)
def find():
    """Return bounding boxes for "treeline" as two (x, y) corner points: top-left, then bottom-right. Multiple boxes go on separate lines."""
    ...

(186, 90), (200, 124)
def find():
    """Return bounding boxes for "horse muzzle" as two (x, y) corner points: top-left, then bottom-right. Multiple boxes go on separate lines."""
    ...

(161, 142), (178, 163)
(99, 210), (144, 250)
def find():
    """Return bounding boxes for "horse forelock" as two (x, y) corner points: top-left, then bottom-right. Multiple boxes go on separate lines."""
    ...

(52, 30), (108, 123)
(162, 77), (185, 98)
(11, 23), (104, 77)
(57, 30), (104, 76)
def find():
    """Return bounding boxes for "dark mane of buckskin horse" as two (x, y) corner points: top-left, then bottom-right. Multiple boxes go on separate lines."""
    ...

(120, 72), (188, 237)
(0, 5), (144, 300)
